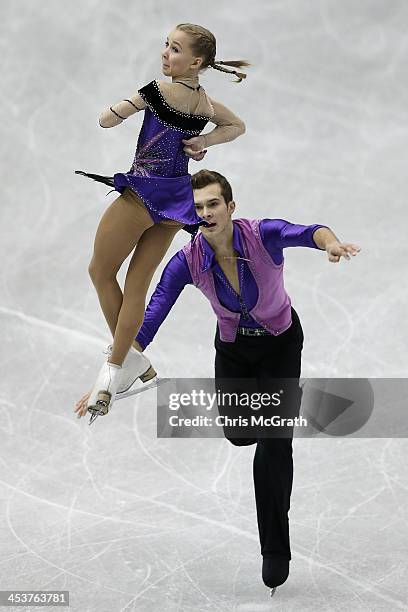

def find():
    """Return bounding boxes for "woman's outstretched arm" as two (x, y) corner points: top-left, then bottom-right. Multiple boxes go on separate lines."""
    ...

(99, 91), (147, 128)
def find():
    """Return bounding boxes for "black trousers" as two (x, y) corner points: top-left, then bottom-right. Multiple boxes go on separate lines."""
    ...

(214, 307), (304, 560)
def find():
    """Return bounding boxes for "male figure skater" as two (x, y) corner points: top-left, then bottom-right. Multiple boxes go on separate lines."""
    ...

(75, 169), (361, 595)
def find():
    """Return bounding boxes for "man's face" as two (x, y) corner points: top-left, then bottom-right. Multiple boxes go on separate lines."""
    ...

(193, 183), (235, 235)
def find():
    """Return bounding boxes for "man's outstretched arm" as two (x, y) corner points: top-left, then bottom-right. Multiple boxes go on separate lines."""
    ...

(135, 251), (193, 351)
(312, 227), (361, 262)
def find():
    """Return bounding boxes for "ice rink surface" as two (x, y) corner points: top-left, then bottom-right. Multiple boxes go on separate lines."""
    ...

(1, 0), (408, 609)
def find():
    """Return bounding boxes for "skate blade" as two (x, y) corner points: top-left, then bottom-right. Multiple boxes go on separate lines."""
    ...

(88, 412), (98, 426)
(87, 395), (110, 426)
(270, 587), (277, 598)
(88, 409), (107, 425)
(116, 376), (167, 399)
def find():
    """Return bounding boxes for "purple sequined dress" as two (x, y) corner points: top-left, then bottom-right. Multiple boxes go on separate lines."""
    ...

(75, 80), (212, 234)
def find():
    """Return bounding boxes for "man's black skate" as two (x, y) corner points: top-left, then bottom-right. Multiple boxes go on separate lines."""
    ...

(262, 557), (290, 597)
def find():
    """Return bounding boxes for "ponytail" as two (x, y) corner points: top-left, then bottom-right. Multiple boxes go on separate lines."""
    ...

(210, 60), (251, 83)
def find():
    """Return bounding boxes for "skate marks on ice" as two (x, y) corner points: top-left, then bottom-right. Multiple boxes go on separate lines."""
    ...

(2, 0), (408, 608)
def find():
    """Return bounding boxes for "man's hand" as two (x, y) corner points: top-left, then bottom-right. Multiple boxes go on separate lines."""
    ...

(182, 135), (207, 160)
(326, 241), (361, 262)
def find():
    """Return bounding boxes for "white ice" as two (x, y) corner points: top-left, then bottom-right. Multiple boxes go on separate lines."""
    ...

(1, 0), (407, 610)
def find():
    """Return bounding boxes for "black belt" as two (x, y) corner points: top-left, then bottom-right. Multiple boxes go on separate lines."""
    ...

(237, 326), (271, 336)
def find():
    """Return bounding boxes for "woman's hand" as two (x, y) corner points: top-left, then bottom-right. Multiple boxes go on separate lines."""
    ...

(188, 149), (207, 161)
(326, 242), (361, 262)
(182, 135), (207, 160)
(74, 390), (92, 419)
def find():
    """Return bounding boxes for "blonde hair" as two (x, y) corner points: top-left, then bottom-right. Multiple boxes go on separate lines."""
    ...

(175, 23), (251, 83)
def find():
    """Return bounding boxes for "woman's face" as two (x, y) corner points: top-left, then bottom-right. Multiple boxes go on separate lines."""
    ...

(161, 29), (203, 78)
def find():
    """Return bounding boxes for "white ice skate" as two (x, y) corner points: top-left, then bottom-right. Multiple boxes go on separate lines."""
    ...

(116, 375), (165, 399)
(87, 345), (159, 425)
(104, 344), (157, 396)
(87, 359), (123, 425)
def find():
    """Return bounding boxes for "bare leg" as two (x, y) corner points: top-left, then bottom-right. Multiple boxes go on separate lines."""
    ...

(76, 188), (182, 417)
(88, 187), (154, 337)
(109, 220), (183, 365)
(75, 189), (154, 417)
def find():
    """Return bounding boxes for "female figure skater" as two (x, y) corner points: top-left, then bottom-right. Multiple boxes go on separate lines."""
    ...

(75, 169), (361, 595)
(75, 24), (248, 420)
